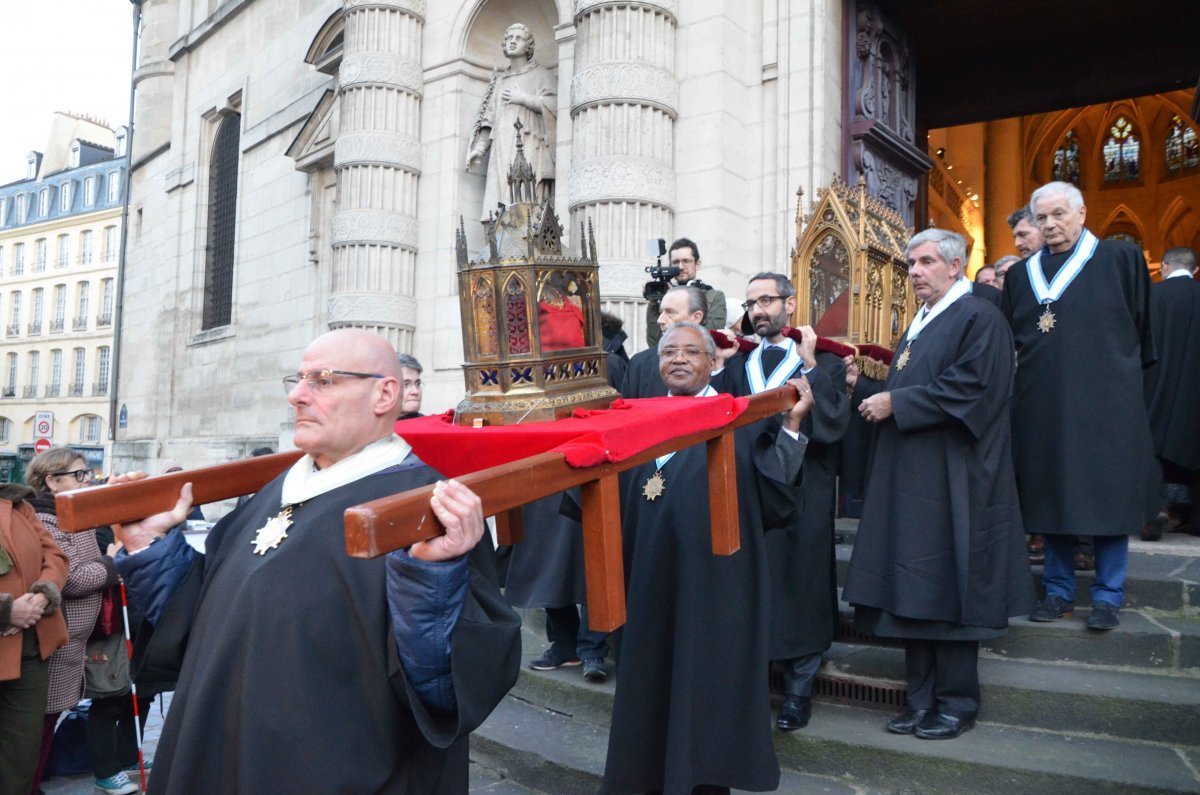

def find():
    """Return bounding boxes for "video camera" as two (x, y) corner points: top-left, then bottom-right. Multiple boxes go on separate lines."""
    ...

(643, 238), (679, 303)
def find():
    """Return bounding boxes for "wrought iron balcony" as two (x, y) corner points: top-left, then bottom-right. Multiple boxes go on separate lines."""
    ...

(5, 324), (18, 337)
(26, 323), (41, 336)
(1, 386), (15, 398)
(92, 382), (109, 396)
(22, 385), (38, 398)
(68, 383), (84, 397)
(44, 384), (60, 397)
(50, 319), (64, 332)
(73, 317), (88, 331)
(96, 313), (113, 327)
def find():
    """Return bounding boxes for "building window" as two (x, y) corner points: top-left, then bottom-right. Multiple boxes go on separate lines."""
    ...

(70, 143), (81, 169)
(203, 113), (242, 330)
(16, 194), (27, 224)
(80, 230), (93, 264)
(0, 245), (4, 277)
(84, 177), (96, 206)
(103, 226), (118, 262)
(13, 243), (24, 275)
(57, 234), (69, 268)
(1103, 116), (1140, 183)
(26, 352), (40, 397)
(34, 239), (46, 272)
(75, 282), (90, 330)
(80, 415), (101, 443)
(5, 354), (16, 396)
(9, 292), (21, 335)
(107, 172), (120, 202)
(30, 288), (43, 333)
(99, 279), (114, 325)
(72, 348), (85, 396)
(1052, 130), (1080, 185)
(95, 347), (110, 395)
(1166, 115), (1199, 173)
(53, 285), (66, 332)
(49, 349), (62, 395)
(0, 196), (7, 225)
(38, 189), (50, 217)
(59, 183), (72, 212)
(0, 417), (9, 442)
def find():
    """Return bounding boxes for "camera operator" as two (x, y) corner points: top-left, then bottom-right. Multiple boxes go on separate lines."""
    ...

(644, 238), (727, 348)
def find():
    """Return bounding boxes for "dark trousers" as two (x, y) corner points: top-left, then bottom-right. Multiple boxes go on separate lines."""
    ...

(903, 639), (980, 720)
(31, 710), (59, 791)
(779, 652), (823, 698)
(88, 693), (152, 779)
(0, 632), (49, 795)
(545, 605), (608, 661)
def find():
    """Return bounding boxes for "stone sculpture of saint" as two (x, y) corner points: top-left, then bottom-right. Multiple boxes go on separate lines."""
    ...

(465, 23), (557, 219)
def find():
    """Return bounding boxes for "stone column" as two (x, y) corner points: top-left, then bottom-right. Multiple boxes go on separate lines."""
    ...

(330, 0), (425, 351)
(984, 118), (1023, 262)
(569, 0), (678, 352)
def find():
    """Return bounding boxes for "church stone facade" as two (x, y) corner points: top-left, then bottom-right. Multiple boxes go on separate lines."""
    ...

(115, 0), (850, 470)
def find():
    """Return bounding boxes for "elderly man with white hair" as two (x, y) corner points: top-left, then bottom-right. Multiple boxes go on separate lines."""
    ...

(844, 228), (1030, 740)
(1001, 181), (1156, 631)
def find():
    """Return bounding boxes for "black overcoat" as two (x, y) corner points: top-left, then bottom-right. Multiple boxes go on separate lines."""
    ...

(1003, 238), (1158, 536)
(723, 349), (849, 659)
(598, 419), (804, 795)
(1144, 275), (1200, 470)
(844, 296), (1032, 632)
(138, 462), (521, 794)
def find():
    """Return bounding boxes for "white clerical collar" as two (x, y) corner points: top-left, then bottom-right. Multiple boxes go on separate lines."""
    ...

(1166, 269), (1194, 280)
(279, 434), (413, 508)
(667, 385), (718, 398)
(904, 277), (971, 343)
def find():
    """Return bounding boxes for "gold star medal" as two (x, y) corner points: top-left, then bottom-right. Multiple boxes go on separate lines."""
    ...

(1037, 305), (1056, 334)
(643, 471), (666, 501)
(251, 507), (294, 555)
(895, 346), (911, 370)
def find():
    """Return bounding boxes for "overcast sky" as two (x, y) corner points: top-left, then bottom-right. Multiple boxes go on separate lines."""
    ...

(0, 1), (134, 185)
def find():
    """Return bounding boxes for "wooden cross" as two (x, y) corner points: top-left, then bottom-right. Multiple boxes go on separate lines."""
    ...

(55, 385), (798, 632)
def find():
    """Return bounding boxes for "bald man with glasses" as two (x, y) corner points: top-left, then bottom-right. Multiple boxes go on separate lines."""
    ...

(107, 329), (520, 793)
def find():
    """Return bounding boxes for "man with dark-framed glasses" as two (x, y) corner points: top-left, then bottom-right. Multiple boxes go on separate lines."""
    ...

(720, 272), (850, 732)
(109, 329), (520, 793)
(644, 237), (727, 348)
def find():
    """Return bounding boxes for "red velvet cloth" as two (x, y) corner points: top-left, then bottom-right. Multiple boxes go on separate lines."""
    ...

(537, 301), (586, 350)
(394, 395), (750, 478)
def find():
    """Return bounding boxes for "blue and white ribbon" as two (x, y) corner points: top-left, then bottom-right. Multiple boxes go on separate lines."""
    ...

(658, 385), (717, 468)
(1026, 229), (1099, 306)
(745, 337), (803, 394)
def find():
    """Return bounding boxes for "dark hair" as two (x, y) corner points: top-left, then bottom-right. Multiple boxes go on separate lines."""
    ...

(1007, 206), (1035, 229)
(747, 272), (796, 298)
(600, 311), (624, 336)
(668, 237), (700, 262)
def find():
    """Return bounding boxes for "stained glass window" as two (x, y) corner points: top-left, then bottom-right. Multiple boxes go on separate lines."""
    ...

(1052, 131), (1080, 184)
(1102, 116), (1139, 183)
(1166, 115), (1199, 173)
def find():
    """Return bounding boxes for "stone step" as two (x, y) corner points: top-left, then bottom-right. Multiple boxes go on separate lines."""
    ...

(824, 642), (1200, 744)
(480, 628), (1200, 794)
(835, 597), (1200, 675)
(834, 542), (1200, 615)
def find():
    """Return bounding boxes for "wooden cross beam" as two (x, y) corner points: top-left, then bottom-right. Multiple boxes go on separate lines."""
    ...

(55, 386), (799, 632)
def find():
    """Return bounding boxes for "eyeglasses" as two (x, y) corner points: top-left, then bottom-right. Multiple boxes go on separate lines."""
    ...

(658, 345), (709, 360)
(402, 379), (423, 390)
(670, 257), (696, 265)
(283, 370), (385, 394)
(51, 469), (91, 483)
(740, 295), (786, 312)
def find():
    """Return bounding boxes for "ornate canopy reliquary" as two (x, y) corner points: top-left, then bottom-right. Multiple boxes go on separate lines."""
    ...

(453, 139), (617, 426)
(791, 178), (917, 353)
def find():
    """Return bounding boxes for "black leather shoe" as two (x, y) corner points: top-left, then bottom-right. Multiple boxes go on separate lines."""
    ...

(914, 712), (975, 740)
(885, 709), (929, 734)
(776, 696), (811, 731)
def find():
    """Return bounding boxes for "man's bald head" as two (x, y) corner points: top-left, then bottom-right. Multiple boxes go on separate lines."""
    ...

(289, 330), (404, 469)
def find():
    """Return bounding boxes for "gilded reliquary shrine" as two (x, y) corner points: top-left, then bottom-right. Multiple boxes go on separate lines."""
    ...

(454, 197), (617, 426)
(791, 178), (917, 352)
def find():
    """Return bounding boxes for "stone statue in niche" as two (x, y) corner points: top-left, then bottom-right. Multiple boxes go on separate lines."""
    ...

(465, 22), (557, 220)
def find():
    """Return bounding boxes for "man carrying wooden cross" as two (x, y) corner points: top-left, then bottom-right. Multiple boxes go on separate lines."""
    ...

(597, 321), (813, 794)
(108, 329), (521, 793)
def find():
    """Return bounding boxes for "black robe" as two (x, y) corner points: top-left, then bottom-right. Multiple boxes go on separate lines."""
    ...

(139, 462), (521, 794)
(1144, 275), (1200, 471)
(597, 420), (804, 794)
(1002, 237), (1157, 537)
(620, 347), (668, 398)
(970, 280), (1004, 309)
(723, 349), (849, 660)
(844, 296), (1032, 638)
